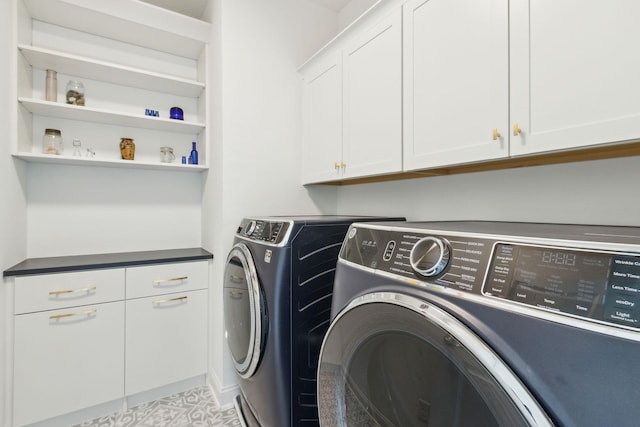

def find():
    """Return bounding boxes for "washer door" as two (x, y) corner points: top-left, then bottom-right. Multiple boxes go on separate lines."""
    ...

(317, 293), (553, 427)
(224, 243), (267, 379)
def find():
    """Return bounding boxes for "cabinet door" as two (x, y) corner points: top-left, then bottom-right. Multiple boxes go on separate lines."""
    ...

(301, 54), (343, 184)
(403, 0), (508, 170)
(342, 8), (402, 178)
(13, 302), (125, 426)
(125, 289), (208, 395)
(510, 0), (640, 156)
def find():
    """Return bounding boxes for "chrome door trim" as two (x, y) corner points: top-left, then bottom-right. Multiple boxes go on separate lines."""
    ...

(225, 243), (263, 378)
(318, 292), (554, 427)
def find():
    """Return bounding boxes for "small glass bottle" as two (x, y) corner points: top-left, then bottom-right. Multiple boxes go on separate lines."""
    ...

(189, 141), (198, 165)
(66, 80), (85, 106)
(45, 70), (57, 102)
(72, 138), (82, 156)
(42, 128), (63, 155)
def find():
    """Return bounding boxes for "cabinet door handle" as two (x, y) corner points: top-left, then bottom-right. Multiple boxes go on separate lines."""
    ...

(153, 276), (188, 285)
(513, 122), (522, 136)
(49, 308), (97, 320)
(153, 295), (188, 304)
(334, 162), (340, 170)
(49, 286), (96, 296)
(492, 128), (501, 140)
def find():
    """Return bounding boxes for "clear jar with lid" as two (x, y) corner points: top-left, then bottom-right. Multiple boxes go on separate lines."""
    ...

(42, 128), (63, 155)
(66, 80), (85, 106)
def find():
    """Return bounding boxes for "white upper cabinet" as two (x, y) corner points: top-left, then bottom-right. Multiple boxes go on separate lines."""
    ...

(342, 8), (402, 180)
(15, 0), (210, 171)
(510, 0), (640, 156)
(301, 54), (343, 184)
(403, 0), (509, 171)
(300, 2), (403, 184)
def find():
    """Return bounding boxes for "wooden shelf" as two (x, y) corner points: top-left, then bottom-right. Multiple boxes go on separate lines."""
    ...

(19, 98), (205, 134)
(19, 45), (205, 97)
(13, 153), (208, 172)
(311, 140), (640, 185)
(22, 0), (210, 60)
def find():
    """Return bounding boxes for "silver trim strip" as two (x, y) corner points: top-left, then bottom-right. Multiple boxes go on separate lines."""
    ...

(320, 292), (554, 427)
(224, 244), (263, 378)
(349, 222), (640, 253)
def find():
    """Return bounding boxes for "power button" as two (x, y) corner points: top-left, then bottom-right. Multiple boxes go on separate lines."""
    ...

(383, 241), (396, 261)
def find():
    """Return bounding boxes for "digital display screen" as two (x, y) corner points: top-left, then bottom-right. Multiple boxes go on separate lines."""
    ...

(485, 243), (640, 328)
(486, 244), (613, 321)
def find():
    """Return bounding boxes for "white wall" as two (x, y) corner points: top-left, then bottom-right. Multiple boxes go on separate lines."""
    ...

(26, 165), (203, 257)
(203, 0), (339, 405)
(335, 156), (640, 226)
(1, 0), (28, 424)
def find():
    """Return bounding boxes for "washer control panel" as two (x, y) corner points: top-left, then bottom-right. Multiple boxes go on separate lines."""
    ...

(340, 222), (640, 331)
(236, 218), (290, 245)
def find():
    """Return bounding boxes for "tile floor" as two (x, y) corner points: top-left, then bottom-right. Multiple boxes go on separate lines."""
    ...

(73, 386), (240, 427)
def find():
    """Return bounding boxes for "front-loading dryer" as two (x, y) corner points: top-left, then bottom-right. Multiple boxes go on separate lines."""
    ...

(319, 221), (640, 426)
(223, 215), (403, 427)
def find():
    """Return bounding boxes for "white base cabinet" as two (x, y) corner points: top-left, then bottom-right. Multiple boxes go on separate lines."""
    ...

(10, 259), (209, 426)
(125, 289), (208, 396)
(13, 302), (125, 427)
(124, 261), (209, 396)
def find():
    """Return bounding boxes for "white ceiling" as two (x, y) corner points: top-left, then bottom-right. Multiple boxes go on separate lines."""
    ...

(140, 0), (351, 19)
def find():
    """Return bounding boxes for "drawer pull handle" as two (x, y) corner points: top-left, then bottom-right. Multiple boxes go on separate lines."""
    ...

(49, 286), (97, 296)
(153, 276), (188, 285)
(153, 295), (188, 304)
(49, 308), (97, 320)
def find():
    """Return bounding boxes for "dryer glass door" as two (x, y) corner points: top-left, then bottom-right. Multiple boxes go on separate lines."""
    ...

(224, 244), (266, 379)
(317, 293), (553, 427)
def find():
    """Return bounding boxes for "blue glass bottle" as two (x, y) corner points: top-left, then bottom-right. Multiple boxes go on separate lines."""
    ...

(189, 141), (198, 165)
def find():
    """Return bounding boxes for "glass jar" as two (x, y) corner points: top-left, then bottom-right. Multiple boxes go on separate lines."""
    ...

(160, 146), (175, 163)
(66, 80), (85, 106)
(42, 128), (63, 155)
(119, 138), (135, 160)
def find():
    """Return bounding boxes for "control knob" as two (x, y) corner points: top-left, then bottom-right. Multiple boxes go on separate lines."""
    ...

(244, 220), (257, 236)
(409, 237), (450, 277)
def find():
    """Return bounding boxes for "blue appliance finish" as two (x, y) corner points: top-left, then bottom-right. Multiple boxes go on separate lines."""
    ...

(319, 221), (640, 427)
(224, 215), (403, 427)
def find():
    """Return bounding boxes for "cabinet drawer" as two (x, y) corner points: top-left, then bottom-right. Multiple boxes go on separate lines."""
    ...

(126, 261), (208, 299)
(13, 301), (125, 426)
(125, 289), (208, 395)
(14, 268), (125, 314)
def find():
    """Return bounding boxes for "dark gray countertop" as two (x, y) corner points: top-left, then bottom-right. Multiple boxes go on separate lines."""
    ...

(3, 247), (213, 277)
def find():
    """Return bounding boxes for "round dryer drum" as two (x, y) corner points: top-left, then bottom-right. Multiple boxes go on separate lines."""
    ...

(223, 243), (267, 378)
(317, 293), (553, 427)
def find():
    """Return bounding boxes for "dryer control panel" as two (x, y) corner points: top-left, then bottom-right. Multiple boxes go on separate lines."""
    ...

(340, 222), (640, 331)
(236, 218), (291, 245)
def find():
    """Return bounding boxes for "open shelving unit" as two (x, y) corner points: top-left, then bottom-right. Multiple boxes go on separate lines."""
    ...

(15, 0), (211, 172)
